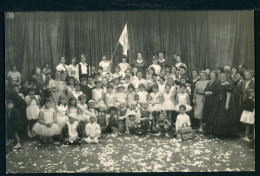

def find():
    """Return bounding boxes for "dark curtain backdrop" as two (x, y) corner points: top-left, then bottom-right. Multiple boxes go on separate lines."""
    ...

(5, 11), (254, 78)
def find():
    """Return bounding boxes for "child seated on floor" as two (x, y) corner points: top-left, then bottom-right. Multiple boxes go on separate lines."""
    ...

(155, 111), (172, 137)
(63, 114), (83, 145)
(106, 106), (120, 137)
(126, 111), (141, 135)
(140, 103), (152, 135)
(6, 100), (22, 149)
(175, 105), (191, 138)
(96, 104), (107, 133)
(118, 100), (128, 134)
(83, 116), (101, 144)
(33, 98), (61, 144)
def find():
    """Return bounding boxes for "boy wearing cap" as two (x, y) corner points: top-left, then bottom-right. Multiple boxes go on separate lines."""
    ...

(63, 114), (83, 145)
(88, 99), (98, 116)
(80, 76), (92, 103)
(76, 54), (91, 82)
(126, 111), (141, 135)
(83, 116), (101, 144)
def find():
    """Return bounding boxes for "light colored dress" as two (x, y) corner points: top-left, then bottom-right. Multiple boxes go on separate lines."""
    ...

(71, 90), (83, 102)
(115, 92), (127, 107)
(137, 91), (148, 104)
(194, 80), (208, 119)
(77, 103), (90, 122)
(127, 92), (136, 107)
(54, 80), (66, 104)
(162, 93), (175, 111)
(56, 105), (69, 128)
(105, 93), (116, 107)
(158, 83), (165, 94)
(69, 107), (78, 118)
(149, 92), (162, 112)
(32, 108), (61, 137)
(175, 93), (192, 112)
(99, 61), (111, 74)
(25, 95), (40, 120)
(68, 64), (77, 79)
(118, 62), (130, 76)
(176, 113), (191, 131)
(92, 88), (105, 108)
(67, 85), (75, 94)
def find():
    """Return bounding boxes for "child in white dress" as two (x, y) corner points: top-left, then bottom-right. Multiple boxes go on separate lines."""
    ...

(118, 55), (131, 77)
(175, 84), (192, 112)
(158, 76), (166, 94)
(92, 80), (105, 109)
(33, 99), (61, 144)
(83, 116), (101, 144)
(105, 85), (116, 107)
(115, 84), (127, 107)
(176, 105), (191, 138)
(56, 95), (69, 129)
(137, 83), (148, 106)
(148, 84), (162, 130)
(162, 84), (175, 124)
(68, 96), (78, 120)
(25, 88), (40, 137)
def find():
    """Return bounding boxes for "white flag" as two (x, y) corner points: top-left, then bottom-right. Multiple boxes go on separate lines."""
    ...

(119, 23), (129, 56)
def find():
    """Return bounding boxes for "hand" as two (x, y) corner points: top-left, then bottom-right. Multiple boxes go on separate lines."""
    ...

(225, 103), (229, 110)
(193, 99), (196, 105)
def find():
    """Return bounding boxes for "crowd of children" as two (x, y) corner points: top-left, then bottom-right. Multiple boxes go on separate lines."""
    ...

(5, 53), (255, 149)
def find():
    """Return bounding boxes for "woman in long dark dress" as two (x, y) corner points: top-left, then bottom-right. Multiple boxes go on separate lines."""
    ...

(203, 72), (218, 124)
(205, 73), (236, 138)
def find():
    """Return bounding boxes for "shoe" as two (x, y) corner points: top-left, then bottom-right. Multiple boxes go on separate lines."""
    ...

(243, 137), (252, 142)
(165, 133), (171, 138)
(198, 128), (203, 132)
(154, 133), (161, 136)
(13, 143), (21, 149)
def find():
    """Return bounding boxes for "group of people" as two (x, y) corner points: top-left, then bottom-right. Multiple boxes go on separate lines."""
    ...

(5, 52), (255, 150)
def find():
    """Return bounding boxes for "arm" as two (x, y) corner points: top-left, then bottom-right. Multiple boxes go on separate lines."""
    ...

(37, 111), (47, 126)
(186, 94), (191, 105)
(75, 65), (79, 82)
(193, 87), (197, 104)
(225, 92), (231, 110)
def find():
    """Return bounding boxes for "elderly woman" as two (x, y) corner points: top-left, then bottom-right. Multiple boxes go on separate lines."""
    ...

(193, 71), (208, 131)
(205, 72), (236, 138)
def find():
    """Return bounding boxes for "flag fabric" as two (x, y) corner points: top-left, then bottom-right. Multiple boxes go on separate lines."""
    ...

(119, 23), (129, 56)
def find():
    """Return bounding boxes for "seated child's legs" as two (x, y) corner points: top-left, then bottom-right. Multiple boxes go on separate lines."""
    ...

(83, 137), (91, 144)
(93, 137), (99, 144)
(111, 127), (119, 135)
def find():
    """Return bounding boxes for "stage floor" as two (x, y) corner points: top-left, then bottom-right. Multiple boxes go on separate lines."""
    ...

(6, 132), (255, 173)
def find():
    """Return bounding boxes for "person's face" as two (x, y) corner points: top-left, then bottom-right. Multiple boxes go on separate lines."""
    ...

(91, 66), (96, 71)
(219, 74), (227, 82)
(90, 117), (95, 123)
(14, 87), (19, 93)
(142, 104), (148, 110)
(137, 72), (142, 79)
(105, 74), (111, 79)
(152, 76), (157, 82)
(118, 87), (123, 92)
(173, 54), (177, 59)
(128, 87), (134, 92)
(176, 71), (180, 76)
(176, 56), (181, 63)
(61, 57), (66, 64)
(45, 102), (51, 109)
(82, 80), (87, 86)
(81, 57), (87, 63)
(61, 98), (66, 105)
(23, 82), (29, 88)
(232, 68), (237, 74)
(161, 70), (166, 75)
(102, 78), (108, 85)
(172, 67), (176, 73)
(88, 78), (93, 85)
(110, 82), (115, 86)
(180, 79), (186, 84)
(42, 68), (47, 74)
(55, 72), (61, 79)
(205, 69), (210, 75)
(69, 117), (76, 124)
(12, 66), (17, 71)
(149, 68), (154, 74)
(29, 90), (35, 96)
(122, 58), (127, 62)
(126, 70), (131, 75)
(125, 78), (130, 83)
(110, 110), (116, 115)
(129, 115), (135, 121)
(45, 64), (49, 68)
(192, 71), (198, 78)
(61, 73), (67, 80)
(80, 98), (86, 104)
(137, 53), (142, 59)
(89, 102), (95, 108)
(120, 103), (126, 109)
(159, 113), (165, 120)
(180, 69), (185, 75)
(159, 53), (163, 58)
(36, 68), (41, 75)
(98, 69), (103, 73)
(69, 79), (74, 85)
(131, 104), (137, 109)
(200, 73), (206, 80)
(133, 68), (138, 73)
(167, 78), (173, 85)
(75, 85), (81, 91)
(153, 59), (158, 65)
(140, 86), (145, 91)
(179, 108), (186, 114)
(180, 86), (186, 93)
(102, 56), (107, 61)
(153, 87), (158, 93)
(107, 87), (113, 93)
(72, 58), (76, 64)
(96, 82), (102, 88)
(237, 73), (242, 80)
(244, 72), (252, 80)
(159, 78), (164, 84)
(210, 72), (216, 80)
(7, 103), (14, 110)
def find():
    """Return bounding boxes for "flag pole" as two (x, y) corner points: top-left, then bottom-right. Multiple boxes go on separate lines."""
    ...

(110, 20), (128, 62)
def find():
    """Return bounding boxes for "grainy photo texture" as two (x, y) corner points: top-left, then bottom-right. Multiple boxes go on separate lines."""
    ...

(5, 11), (255, 173)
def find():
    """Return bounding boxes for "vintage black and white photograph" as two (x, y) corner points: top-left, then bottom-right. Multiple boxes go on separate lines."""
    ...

(5, 11), (255, 173)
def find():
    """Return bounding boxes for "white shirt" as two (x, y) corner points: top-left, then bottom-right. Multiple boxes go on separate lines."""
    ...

(148, 64), (161, 75)
(68, 64), (77, 78)
(85, 122), (101, 137)
(56, 63), (69, 73)
(176, 113), (191, 131)
(132, 78), (147, 89)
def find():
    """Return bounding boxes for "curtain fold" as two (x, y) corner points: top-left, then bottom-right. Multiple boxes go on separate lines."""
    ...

(5, 11), (254, 79)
